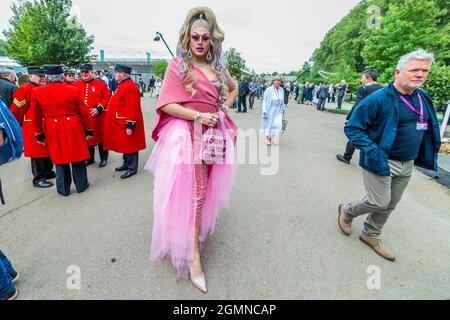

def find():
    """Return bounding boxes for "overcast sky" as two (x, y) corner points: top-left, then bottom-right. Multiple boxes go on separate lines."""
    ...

(0, 0), (360, 73)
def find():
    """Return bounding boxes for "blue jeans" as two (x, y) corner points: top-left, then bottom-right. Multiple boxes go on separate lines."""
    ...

(0, 249), (15, 298)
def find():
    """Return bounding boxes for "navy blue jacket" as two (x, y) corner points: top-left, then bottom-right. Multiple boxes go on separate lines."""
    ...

(345, 83), (441, 177)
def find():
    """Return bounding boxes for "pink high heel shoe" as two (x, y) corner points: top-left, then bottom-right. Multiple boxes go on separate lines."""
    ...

(189, 263), (208, 294)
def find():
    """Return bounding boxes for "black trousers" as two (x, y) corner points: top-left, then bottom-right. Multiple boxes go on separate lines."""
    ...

(88, 143), (109, 162)
(337, 96), (344, 109)
(123, 152), (139, 173)
(249, 92), (256, 109)
(55, 161), (88, 196)
(343, 141), (356, 161)
(31, 157), (53, 183)
(238, 95), (247, 112)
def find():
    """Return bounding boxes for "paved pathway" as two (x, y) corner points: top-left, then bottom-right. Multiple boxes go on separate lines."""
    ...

(0, 96), (449, 299)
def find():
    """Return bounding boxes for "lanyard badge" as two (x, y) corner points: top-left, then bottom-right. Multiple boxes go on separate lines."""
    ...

(400, 94), (428, 131)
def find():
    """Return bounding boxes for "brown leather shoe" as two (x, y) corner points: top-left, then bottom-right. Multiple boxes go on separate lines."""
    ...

(338, 204), (352, 236)
(360, 234), (396, 262)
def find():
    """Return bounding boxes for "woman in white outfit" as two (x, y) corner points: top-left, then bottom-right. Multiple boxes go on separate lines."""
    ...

(262, 75), (285, 146)
(155, 78), (162, 98)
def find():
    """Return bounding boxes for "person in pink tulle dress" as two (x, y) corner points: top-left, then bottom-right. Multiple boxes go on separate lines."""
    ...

(146, 7), (238, 293)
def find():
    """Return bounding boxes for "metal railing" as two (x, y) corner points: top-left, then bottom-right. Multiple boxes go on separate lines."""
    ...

(440, 102), (450, 143)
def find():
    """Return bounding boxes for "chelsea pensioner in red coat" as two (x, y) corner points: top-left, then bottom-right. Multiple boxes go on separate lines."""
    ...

(31, 79), (94, 165)
(103, 64), (146, 179)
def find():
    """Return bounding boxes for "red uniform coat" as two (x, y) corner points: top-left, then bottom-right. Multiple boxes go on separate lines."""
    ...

(103, 78), (146, 154)
(31, 82), (94, 165)
(73, 79), (111, 146)
(10, 82), (50, 158)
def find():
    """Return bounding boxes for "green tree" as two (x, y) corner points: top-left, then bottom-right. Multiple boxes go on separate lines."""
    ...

(362, 0), (450, 106)
(362, 0), (449, 82)
(224, 48), (246, 78)
(423, 62), (450, 108)
(307, 0), (449, 106)
(0, 39), (7, 56)
(152, 59), (169, 79)
(310, 0), (370, 85)
(3, 0), (95, 67)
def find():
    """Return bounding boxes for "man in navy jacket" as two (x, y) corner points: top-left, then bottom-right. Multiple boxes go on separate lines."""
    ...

(338, 49), (441, 262)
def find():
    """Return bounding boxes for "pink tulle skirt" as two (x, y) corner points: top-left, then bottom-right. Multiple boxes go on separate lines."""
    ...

(145, 113), (237, 279)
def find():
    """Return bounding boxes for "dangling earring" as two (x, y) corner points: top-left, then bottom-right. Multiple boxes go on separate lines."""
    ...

(187, 48), (193, 59)
(206, 49), (212, 62)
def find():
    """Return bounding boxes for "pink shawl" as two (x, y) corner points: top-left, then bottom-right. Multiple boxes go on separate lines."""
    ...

(151, 57), (237, 142)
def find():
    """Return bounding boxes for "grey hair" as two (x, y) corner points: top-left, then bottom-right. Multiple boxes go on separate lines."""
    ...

(0, 69), (16, 79)
(397, 49), (435, 70)
(47, 74), (64, 82)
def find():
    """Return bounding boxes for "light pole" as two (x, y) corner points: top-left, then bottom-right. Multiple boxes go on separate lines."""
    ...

(154, 32), (174, 58)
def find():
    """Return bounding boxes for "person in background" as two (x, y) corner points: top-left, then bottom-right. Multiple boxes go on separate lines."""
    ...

(100, 71), (110, 88)
(281, 81), (290, 107)
(155, 77), (162, 99)
(138, 76), (145, 97)
(263, 75), (285, 146)
(73, 64), (112, 168)
(10, 66), (55, 188)
(256, 80), (262, 100)
(93, 71), (100, 82)
(284, 82), (291, 101)
(293, 83), (300, 101)
(317, 83), (329, 111)
(297, 83), (306, 104)
(103, 64), (146, 179)
(0, 69), (17, 108)
(232, 76), (239, 108)
(328, 84), (334, 103)
(0, 125), (21, 301)
(64, 69), (76, 86)
(248, 77), (257, 110)
(148, 76), (156, 97)
(336, 70), (384, 165)
(304, 83), (314, 105)
(110, 76), (118, 94)
(32, 64), (94, 197)
(237, 75), (249, 113)
(0, 245), (19, 301)
(337, 80), (348, 109)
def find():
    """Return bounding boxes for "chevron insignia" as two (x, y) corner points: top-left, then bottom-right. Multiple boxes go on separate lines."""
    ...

(13, 98), (27, 108)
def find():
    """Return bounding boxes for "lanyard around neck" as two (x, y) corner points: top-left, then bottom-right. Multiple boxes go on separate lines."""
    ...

(400, 94), (424, 122)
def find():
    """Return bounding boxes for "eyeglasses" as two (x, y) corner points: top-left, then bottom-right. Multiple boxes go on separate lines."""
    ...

(190, 33), (211, 42)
